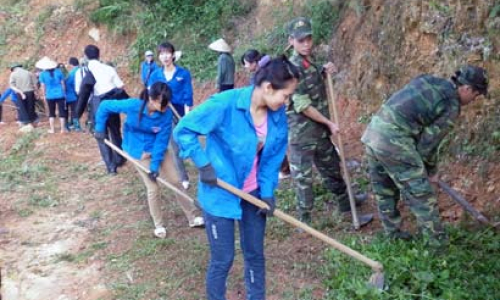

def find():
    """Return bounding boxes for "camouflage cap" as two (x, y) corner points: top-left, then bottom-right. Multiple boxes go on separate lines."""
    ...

(287, 17), (312, 39)
(457, 65), (489, 96)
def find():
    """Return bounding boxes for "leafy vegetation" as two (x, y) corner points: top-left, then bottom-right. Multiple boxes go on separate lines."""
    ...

(235, 0), (341, 64)
(88, 0), (342, 80)
(88, 0), (251, 79)
(321, 225), (500, 300)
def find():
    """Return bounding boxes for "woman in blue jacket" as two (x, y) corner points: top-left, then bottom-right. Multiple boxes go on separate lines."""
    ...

(148, 41), (194, 190)
(94, 82), (204, 239)
(65, 57), (82, 131)
(38, 57), (67, 133)
(174, 56), (300, 300)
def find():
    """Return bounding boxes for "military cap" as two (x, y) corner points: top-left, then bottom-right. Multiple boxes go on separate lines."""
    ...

(456, 65), (489, 96)
(287, 17), (312, 39)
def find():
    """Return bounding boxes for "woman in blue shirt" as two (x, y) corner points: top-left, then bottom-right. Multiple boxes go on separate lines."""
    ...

(94, 82), (204, 239)
(174, 56), (300, 300)
(38, 57), (67, 133)
(147, 41), (194, 190)
(65, 57), (82, 131)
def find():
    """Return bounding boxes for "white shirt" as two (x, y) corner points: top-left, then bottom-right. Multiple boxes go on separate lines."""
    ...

(75, 60), (124, 96)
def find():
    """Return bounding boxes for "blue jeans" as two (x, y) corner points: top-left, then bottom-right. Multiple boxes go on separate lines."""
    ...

(204, 189), (267, 300)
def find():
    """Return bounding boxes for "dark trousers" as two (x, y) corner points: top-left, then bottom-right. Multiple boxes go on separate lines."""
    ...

(17, 91), (36, 124)
(66, 101), (77, 121)
(219, 84), (234, 92)
(89, 95), (124, 173)
(0, 104), (2, 122)
(47, 98), (67, 118)
(204, 189), (267, 300)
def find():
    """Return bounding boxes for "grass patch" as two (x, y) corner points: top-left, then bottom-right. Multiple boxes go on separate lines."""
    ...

(28, 194), (58, 208)
(54, 249), (96, 264)
(320, 225), (500, 299)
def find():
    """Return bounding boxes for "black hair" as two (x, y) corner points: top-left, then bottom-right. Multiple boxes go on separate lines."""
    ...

(254, 55), (300, 89)
(157, 41), (176, 61)
(241, 49), (262, 65)
(68, 57), (79, 66)
(138, 82), (172, 122)
(450, 70), (462, 87)
(84, 44), (100, 60)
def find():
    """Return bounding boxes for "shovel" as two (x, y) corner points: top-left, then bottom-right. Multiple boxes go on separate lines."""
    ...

(325, 73), (372, 229)
(103, 139), (199, 208)
(216, 179), (385, 289)
(438, 180), (491, 226)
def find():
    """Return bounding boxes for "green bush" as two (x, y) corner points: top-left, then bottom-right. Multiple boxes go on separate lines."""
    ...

(321, 226), (500, 299)
(90, 0), (251, 79)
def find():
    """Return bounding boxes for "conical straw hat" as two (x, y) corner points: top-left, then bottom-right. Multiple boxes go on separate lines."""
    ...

(35, 56), (57, 70)
(208, 38), (231, 53)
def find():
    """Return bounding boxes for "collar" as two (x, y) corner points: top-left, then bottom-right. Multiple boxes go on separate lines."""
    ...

(236, 86), (253, 111)
(292, 50), (314, 68)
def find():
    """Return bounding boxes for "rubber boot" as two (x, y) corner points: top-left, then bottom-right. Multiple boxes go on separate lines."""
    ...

(60, 118), (68, 133)
(48, 117), (55, 133)
(72, 118), (82, 132)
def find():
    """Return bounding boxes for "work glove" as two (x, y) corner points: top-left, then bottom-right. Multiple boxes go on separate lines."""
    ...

(257, 197), (275, 217)
(94, 131), (106, 141)
(199, 163), (217, 186)
(148, 171), (159, 182)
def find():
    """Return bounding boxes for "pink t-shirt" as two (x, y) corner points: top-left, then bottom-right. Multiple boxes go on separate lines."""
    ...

(242, 116), (268, 192)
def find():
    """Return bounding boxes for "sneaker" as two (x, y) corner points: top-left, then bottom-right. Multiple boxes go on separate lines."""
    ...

(189, 216), (205, 228)
(154, 227), (167, 238)
(182, 180), (190, 190)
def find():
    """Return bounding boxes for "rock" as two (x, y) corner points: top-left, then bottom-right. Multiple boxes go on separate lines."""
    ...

(88, 28), (100, 42)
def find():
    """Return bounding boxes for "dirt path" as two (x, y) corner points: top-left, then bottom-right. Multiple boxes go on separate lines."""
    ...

(0, 118), (114, 300)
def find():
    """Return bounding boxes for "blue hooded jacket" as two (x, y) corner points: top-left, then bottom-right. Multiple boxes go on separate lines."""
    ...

(65, 67), (79, 103)
(174, 86), (288, 219)
(95, 99), (173, 172)
(147, 65), (193, 107)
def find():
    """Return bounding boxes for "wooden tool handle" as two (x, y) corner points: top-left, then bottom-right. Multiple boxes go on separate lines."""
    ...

(438, 180), (490, 225)
(216, 179), (383, 272)
(104, 139), (197, 206)
(325, 73), (360, 229)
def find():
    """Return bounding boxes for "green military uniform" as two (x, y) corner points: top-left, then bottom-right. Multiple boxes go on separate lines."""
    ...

(287, 51), (349, 219)
(361, 74), (461, 241)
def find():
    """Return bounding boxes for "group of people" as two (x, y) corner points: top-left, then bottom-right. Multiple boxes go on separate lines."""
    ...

(4, 15), (490, 300)
(1, 57), (83, 132)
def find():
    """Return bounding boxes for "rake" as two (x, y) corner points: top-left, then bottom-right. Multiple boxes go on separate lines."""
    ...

(217, 179), (385, 289)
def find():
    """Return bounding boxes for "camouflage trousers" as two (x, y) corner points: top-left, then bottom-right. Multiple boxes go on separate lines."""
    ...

(289, 137), (348, 216)
(365, 146), (445, 240)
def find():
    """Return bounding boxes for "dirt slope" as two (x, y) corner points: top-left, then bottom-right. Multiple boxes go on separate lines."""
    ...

(1, 0), (500, 299)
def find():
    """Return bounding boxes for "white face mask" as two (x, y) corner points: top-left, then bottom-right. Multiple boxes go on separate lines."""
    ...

(159, 52), (173, 63)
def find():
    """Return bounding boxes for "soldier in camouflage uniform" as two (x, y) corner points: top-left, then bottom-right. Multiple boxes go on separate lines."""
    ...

(286, 17), (372, 225)
(361, 65), (489, 242)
